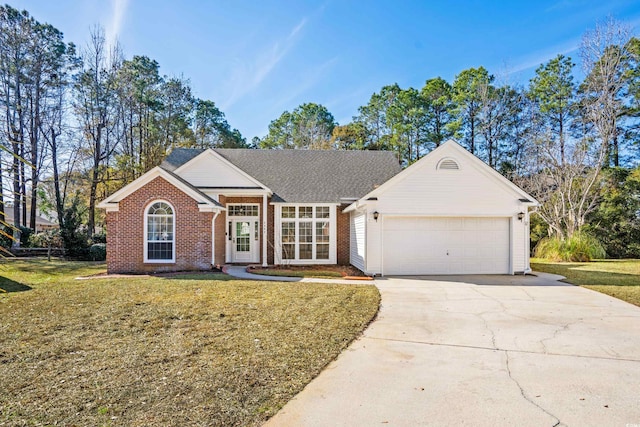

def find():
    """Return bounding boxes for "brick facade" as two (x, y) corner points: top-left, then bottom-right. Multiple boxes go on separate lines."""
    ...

(106, 181), (351, 273)
(336, 204), (350, 265)
(106, 176), (214, 274)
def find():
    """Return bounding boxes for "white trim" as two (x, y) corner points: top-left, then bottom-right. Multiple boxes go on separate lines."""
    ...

(143, 199), (176, 264)
(202, 189), (271, 198)
(262, 194), (268, 267)
(173, 149), (273, 195)
(226, 203), (260, 263)
(274, 204), (337, 265)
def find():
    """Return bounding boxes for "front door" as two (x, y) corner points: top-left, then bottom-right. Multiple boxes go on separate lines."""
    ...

(232, 219), (254, 263)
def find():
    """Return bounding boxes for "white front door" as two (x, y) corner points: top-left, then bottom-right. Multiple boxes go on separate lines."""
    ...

(231, 219), (256, 263)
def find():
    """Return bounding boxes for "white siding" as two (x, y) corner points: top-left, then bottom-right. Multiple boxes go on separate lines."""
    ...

(362, 143), (533, 276)
(175, 151), (259, 188)
(375, 146), (521, 215)
(512, 212), (531, 273)
(350, 211), (366, 272)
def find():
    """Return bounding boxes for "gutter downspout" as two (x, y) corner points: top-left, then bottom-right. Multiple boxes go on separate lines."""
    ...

(262, 194), (268, 267)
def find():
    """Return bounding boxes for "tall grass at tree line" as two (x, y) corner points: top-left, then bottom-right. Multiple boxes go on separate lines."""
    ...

(534, 231), (606, 262)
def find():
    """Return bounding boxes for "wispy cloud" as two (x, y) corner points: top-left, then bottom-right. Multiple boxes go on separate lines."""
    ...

(273, 56), (339, 110)
(504, 38), (581, 76)
(105, 0), (129, 49)
(221, 18), (308, 110)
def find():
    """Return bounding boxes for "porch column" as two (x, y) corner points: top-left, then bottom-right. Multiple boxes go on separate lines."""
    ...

(262, 194), (268, 267)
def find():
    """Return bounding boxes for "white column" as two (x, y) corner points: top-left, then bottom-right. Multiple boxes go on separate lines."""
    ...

(262, 194), (268, 267)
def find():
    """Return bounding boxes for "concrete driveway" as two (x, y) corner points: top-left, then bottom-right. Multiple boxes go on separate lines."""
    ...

(265, 273), (640, 427)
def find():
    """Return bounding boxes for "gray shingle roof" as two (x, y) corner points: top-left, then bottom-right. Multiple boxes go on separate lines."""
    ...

(161, 148), (401, 203)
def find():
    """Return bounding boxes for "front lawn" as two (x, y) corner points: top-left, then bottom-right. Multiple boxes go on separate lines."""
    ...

(531, 258), (640, 307)
(248, 264), (368, 279)
(0, 259), (379, 426)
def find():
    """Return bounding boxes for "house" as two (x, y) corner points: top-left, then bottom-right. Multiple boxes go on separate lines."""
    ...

(98, 140), (538, 276)
(3, 208), (58, 232)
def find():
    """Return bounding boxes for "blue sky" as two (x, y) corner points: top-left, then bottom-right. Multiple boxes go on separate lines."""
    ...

(13, 0), (640, 140)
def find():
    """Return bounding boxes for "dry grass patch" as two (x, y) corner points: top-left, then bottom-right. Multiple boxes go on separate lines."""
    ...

(0, 259), (379, 426)
(531, 258), (640, 307)
(248, 264), (367, 279)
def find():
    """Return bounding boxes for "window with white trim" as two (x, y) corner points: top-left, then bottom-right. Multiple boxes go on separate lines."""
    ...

(278, 205), (334, 262)
(145, 201), (175, 262)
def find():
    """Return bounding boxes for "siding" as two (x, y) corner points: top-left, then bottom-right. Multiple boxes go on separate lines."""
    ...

(365, 143), (531, 275)
(350, 211), (366, 272)
(175, 151), (259, 188)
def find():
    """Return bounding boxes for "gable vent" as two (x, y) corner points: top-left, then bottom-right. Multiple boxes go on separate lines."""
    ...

(437, 158), (460, 170)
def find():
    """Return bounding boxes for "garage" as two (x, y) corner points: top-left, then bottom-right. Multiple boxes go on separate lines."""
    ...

(382, 216), (510, 275)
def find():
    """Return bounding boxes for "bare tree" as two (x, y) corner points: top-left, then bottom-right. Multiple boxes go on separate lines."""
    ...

(580, 17), (632, 167)
(73, 27), (121, 235)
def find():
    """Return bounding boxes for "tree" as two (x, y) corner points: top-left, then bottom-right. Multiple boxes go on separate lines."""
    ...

(330, 122), (368, 150)
(580, 18), (632, 167)
(73, 27), (121, 235)
(260, 103), (336, 149)
(452, 67), (493, 155)
(420, 77), (456, 149)
(386, 87), (428, 164)
(528, 55), (575, 165)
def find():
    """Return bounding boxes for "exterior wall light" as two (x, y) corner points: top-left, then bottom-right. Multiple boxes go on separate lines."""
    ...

(373, 211), (379, 221)
(517, 212), (525, 221)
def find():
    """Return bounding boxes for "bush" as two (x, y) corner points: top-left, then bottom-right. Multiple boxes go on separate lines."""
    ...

(89, 243), (106, 261)
(534, 231), (606, 262)
(91, 233), (107, 244)
(18, 226), (33, 247)
(28, 231), (63, 248)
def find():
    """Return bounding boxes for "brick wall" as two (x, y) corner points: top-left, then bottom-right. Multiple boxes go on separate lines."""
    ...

(336, 204), (350, 265)
(105, 179), (353, 272)
(106, 176), (214, 274)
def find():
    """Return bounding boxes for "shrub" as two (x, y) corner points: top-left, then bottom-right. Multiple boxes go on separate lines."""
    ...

(18, 226), (33, 247)
(534, 231), (606, 262)
(89, 243), (106, 261)
(28, 230), (63, 248)
(91, 233), (107, 244)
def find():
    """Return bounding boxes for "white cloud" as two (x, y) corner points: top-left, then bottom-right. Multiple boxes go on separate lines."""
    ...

(220, 18), (307, 110)
(105, 0), (129, 49)
(504, 38), (581, 76)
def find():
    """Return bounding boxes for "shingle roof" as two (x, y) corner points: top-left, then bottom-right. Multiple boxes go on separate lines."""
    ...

(161, 148), (402, 203)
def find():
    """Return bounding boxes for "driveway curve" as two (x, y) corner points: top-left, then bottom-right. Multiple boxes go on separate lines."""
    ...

(265, 273), (640, 427)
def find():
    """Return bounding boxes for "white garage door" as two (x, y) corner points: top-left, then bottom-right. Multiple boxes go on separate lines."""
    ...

(382, 217), (510, 275)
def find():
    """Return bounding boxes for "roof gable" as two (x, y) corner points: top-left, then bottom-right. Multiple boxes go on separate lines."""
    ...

(345, 139), (538, 212)
(98, 167), (223, 212)
(172, 149), (271, 191)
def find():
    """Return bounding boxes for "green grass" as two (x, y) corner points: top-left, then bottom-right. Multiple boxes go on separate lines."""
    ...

(0, 259), (380, 426)
(531, 258), (640, 307)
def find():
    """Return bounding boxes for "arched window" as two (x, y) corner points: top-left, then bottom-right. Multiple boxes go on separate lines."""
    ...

(145, 201), (175, 262)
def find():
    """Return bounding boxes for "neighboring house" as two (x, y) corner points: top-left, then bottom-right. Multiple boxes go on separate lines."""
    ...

(3, 209), (58, 232)
(98, 140), (538, 276)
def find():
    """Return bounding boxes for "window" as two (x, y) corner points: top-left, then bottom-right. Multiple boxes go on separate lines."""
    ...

(278, 205), (334, 262)
(228, 205), (259, 216)
(281, 222), (296, 260)
(145, 201), (175, 262)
